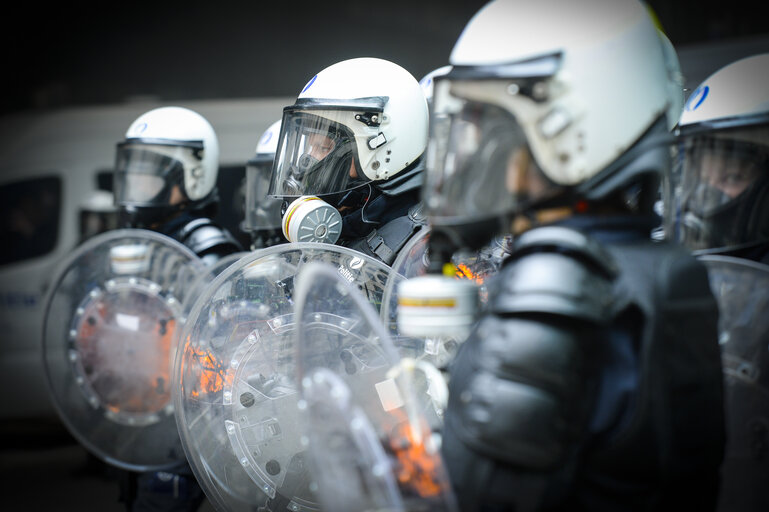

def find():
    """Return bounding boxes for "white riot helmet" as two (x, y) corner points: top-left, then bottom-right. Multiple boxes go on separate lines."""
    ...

(114, 106), (220, 227)
(268, 57), (429, 208)
(420, 65), (453, 107)
(244, 119), (283, 241)
(663, 53), (769, 254)
(423, 0), (677, 250)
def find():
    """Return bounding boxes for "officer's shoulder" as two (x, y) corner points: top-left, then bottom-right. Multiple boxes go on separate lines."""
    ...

(491, 226), (617, 322)
(407, 202), (427, 225)
(613, 239), (714, 302)
(506, 226), (618, 278)
(178, 217), (242, 255)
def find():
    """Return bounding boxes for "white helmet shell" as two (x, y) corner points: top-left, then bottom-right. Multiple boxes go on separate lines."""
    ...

(124, 106), (219, 201)
(419, 65), (453, 104)
(255, 119), (282, 157)
(447, 0), (672, 186)
(294, 57), (428, 182)
(679, 53), (769, 128)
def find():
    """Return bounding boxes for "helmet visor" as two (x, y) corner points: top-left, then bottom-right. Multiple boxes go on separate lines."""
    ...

(424, 80), (560, 225)
(663, 125), (769, 251)
(114, 143), (197, 206)
(244, 155), (282, 231)
(268, 110), (367, 202)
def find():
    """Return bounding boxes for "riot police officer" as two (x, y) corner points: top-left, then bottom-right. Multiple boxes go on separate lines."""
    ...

(663, 52), (769, 512)
(113, 106), (243, 511)
(114, 106), (242, 266)
(664, 53), (769, 264)
(415, 1), (726, 510)
(242, 119), (286, 250)
(419, 64), (453, 112)
(268, 57), (429, 266)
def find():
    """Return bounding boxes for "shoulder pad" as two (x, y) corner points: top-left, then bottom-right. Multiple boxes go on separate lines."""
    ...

(177, 218), (242, 257)
(176, 217), (213, 239)
(407, 202), (427, 225)
(509, 226), (618, 280)
(491, 226), (617, 322)
(352, 215), (424, 265)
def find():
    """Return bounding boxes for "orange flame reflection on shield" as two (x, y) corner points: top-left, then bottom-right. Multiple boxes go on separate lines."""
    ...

(388, 411), (447, 499)
(454, 263), (485, 285)
(186, 343), (234, 399)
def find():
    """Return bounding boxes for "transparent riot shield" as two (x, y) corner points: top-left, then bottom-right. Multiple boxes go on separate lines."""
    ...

(182, 251), (251, 318)
(700, 255), (769, 512)
(293, 262), (457, 512)
(173, 243), (393, 512)
(381, 227), (511, 368)
(41, 228), (206, 471)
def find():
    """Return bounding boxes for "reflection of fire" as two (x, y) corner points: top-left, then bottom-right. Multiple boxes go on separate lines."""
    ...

(187, 344), (234, 399)
(74, 298), (175, 414)
(388, 413), (447, 499)
(454, 263), (485, 284)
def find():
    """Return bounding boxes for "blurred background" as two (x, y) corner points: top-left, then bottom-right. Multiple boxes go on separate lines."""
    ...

(1, 0), (767, 509)
(3, 0), (769, 115)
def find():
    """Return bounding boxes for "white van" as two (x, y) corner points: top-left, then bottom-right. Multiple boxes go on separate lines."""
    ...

(0, 97), (292, 419)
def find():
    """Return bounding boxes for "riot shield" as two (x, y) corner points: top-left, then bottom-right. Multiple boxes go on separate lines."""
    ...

(292, 262), (457, 512)
(381, 227), (511, 368)
(173, 243), (393, 511)
(700, 255), (769, 512)
(182, 251), (251, 317)
(42, 228), (206, 471)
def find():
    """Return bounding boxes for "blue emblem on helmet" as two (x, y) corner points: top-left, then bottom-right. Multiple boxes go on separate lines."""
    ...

(301, 75), (318, 94)
(685, 85), (709, 112)
(260, 130), (273, 145)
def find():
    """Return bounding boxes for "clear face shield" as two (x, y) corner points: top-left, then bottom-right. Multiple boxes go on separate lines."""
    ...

(244, 154), (282, 232)
(113, 141), (203, 208)
(268, 110), (369, 206)
(663, 123), (769, 252)
(423, 77), (561, 249)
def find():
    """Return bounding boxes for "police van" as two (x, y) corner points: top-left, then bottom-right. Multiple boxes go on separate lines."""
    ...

(0, 97), (292, 419)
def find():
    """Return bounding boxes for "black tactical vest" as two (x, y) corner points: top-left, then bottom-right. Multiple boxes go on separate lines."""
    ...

(442, 226), (725, 511)
(345, 203), (426, 266)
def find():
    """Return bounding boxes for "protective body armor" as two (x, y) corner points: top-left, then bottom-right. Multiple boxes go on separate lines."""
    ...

(442, 225), (725, 511)
(166, 216), (243, 266)
(346, 203), (426, 266)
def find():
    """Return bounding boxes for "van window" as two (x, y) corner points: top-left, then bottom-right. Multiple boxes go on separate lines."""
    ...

(0, 176), (61, 266)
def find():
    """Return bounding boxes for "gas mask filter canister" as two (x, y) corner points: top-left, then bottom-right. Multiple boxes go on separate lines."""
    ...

(109, 244), (151, 275)
(396, 268), (479, 339)
(281, 195), (343, 244)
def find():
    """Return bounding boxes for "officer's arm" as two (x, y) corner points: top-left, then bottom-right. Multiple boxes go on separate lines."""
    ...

(441, 226), (617, 510)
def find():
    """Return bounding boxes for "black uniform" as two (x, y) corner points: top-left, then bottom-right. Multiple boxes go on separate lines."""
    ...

(441, 216), (726, 511)
(338, 161), (426, 266)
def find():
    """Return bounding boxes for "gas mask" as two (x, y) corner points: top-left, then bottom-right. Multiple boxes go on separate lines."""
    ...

(281, 196), (343, 244)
